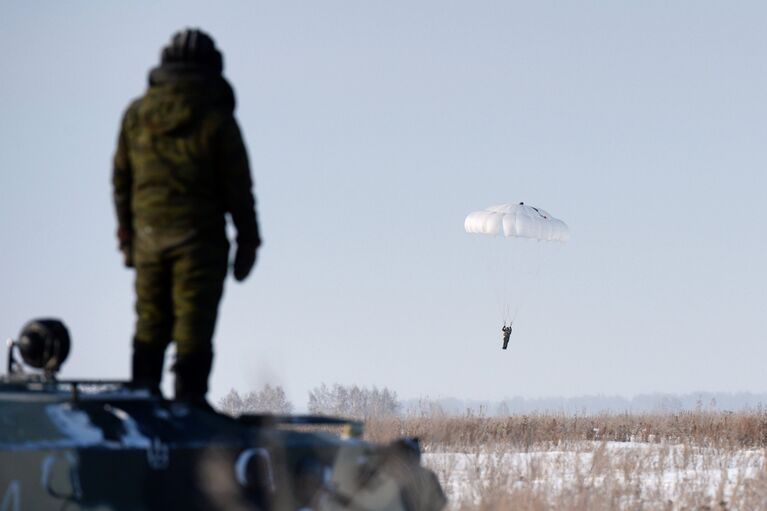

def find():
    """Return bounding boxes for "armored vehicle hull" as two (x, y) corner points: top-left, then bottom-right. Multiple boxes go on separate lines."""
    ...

(1, 322), (445, 511)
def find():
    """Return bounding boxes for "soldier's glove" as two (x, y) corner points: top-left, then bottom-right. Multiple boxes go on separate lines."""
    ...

(117, 227), (134, 268)
(233, 240), (259, 282)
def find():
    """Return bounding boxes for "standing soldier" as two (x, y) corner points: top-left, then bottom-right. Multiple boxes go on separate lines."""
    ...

(112, 29), (260, 407)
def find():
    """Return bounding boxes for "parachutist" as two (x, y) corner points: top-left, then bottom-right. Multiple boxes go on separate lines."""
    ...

(502, 323), (512, 350)
(465, 203), (568, 352)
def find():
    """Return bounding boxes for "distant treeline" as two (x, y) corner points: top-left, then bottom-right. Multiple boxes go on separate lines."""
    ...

(402, 392), (767, 416)
(218, 383), (399, 419)
(218, 385), (767, 417)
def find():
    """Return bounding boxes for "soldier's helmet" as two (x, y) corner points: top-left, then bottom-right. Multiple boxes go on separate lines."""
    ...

(161, 28), (223, 73)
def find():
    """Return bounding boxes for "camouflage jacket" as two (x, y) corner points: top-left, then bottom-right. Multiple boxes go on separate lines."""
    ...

(113, 65), (260, 249)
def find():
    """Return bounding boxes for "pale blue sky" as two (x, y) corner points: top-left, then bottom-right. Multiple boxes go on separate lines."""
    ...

(1, 1), (765, 408)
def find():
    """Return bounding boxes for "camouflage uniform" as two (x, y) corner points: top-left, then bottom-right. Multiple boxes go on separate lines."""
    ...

(112, 30), (260, 402)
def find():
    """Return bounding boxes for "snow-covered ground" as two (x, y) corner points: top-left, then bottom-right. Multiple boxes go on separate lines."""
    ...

(423, 442), (767, 510)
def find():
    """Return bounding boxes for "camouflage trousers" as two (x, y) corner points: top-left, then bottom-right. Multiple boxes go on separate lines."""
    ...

(131, 230), (229, 398)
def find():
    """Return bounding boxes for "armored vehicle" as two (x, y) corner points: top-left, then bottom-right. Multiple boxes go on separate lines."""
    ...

(0, 319), (445, 511)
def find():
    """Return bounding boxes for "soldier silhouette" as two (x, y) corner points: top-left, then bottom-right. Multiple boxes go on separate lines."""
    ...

(113, 28), (261, 407)
(502, 323), (512, 350)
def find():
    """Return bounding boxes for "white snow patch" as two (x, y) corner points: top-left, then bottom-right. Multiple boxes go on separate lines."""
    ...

(45, 404), (104, 446)
(423, 441), (766, 509)
(104, 405), (151, 448)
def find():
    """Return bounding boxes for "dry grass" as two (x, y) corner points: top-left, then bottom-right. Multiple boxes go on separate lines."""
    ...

(364, 412), (767, 510)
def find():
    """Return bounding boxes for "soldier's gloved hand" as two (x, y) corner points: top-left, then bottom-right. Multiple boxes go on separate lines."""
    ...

(233, 240), (259, 282)
(122, 247), (134, 268)
(117, 227), (134, 268)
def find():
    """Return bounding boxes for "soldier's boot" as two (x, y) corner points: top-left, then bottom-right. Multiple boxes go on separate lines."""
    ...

(131, 341), (166, 395)
(173, 351), (213, 410)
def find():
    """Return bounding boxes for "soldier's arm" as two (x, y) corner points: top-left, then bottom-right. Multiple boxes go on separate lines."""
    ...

(112, 107), (134, 247)
(216, 116), (261, 246)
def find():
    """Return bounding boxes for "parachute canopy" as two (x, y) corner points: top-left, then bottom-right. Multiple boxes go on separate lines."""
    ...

(464, 203), (569, 242)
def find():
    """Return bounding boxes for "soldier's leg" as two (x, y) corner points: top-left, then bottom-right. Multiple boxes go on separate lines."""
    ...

(133, 257), (173, 394)
(170, 241), (228, 402)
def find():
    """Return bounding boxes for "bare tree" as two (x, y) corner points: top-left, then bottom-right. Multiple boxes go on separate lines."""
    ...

(218, 388), (245, 416)
(217, 385), (293, 416)
(308, 383), (400, 419)
(242, 384), (293, 415)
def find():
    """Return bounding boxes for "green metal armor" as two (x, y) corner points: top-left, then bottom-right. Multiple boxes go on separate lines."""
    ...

(112, 30), (260, 403)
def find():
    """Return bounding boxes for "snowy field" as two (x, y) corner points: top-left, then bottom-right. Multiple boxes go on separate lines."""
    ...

(366, 413), (767, 510)
(423, 442), (767, 510)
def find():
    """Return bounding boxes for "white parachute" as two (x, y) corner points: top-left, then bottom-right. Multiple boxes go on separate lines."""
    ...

(465, 202), (569, 329)
(464, 203), (569, 242)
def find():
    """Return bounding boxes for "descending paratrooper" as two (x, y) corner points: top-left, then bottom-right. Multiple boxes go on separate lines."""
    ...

(465, 202), (569, 349)
(502, 323), (512, 350)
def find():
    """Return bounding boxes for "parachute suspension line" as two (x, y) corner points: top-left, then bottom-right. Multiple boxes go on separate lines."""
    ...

(498, 234), (514, 325)
(480, 233), (548, 326)
(508, 239), (545, 324)
(484, 234), (521, 326)
(485, 235), (508, 324)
